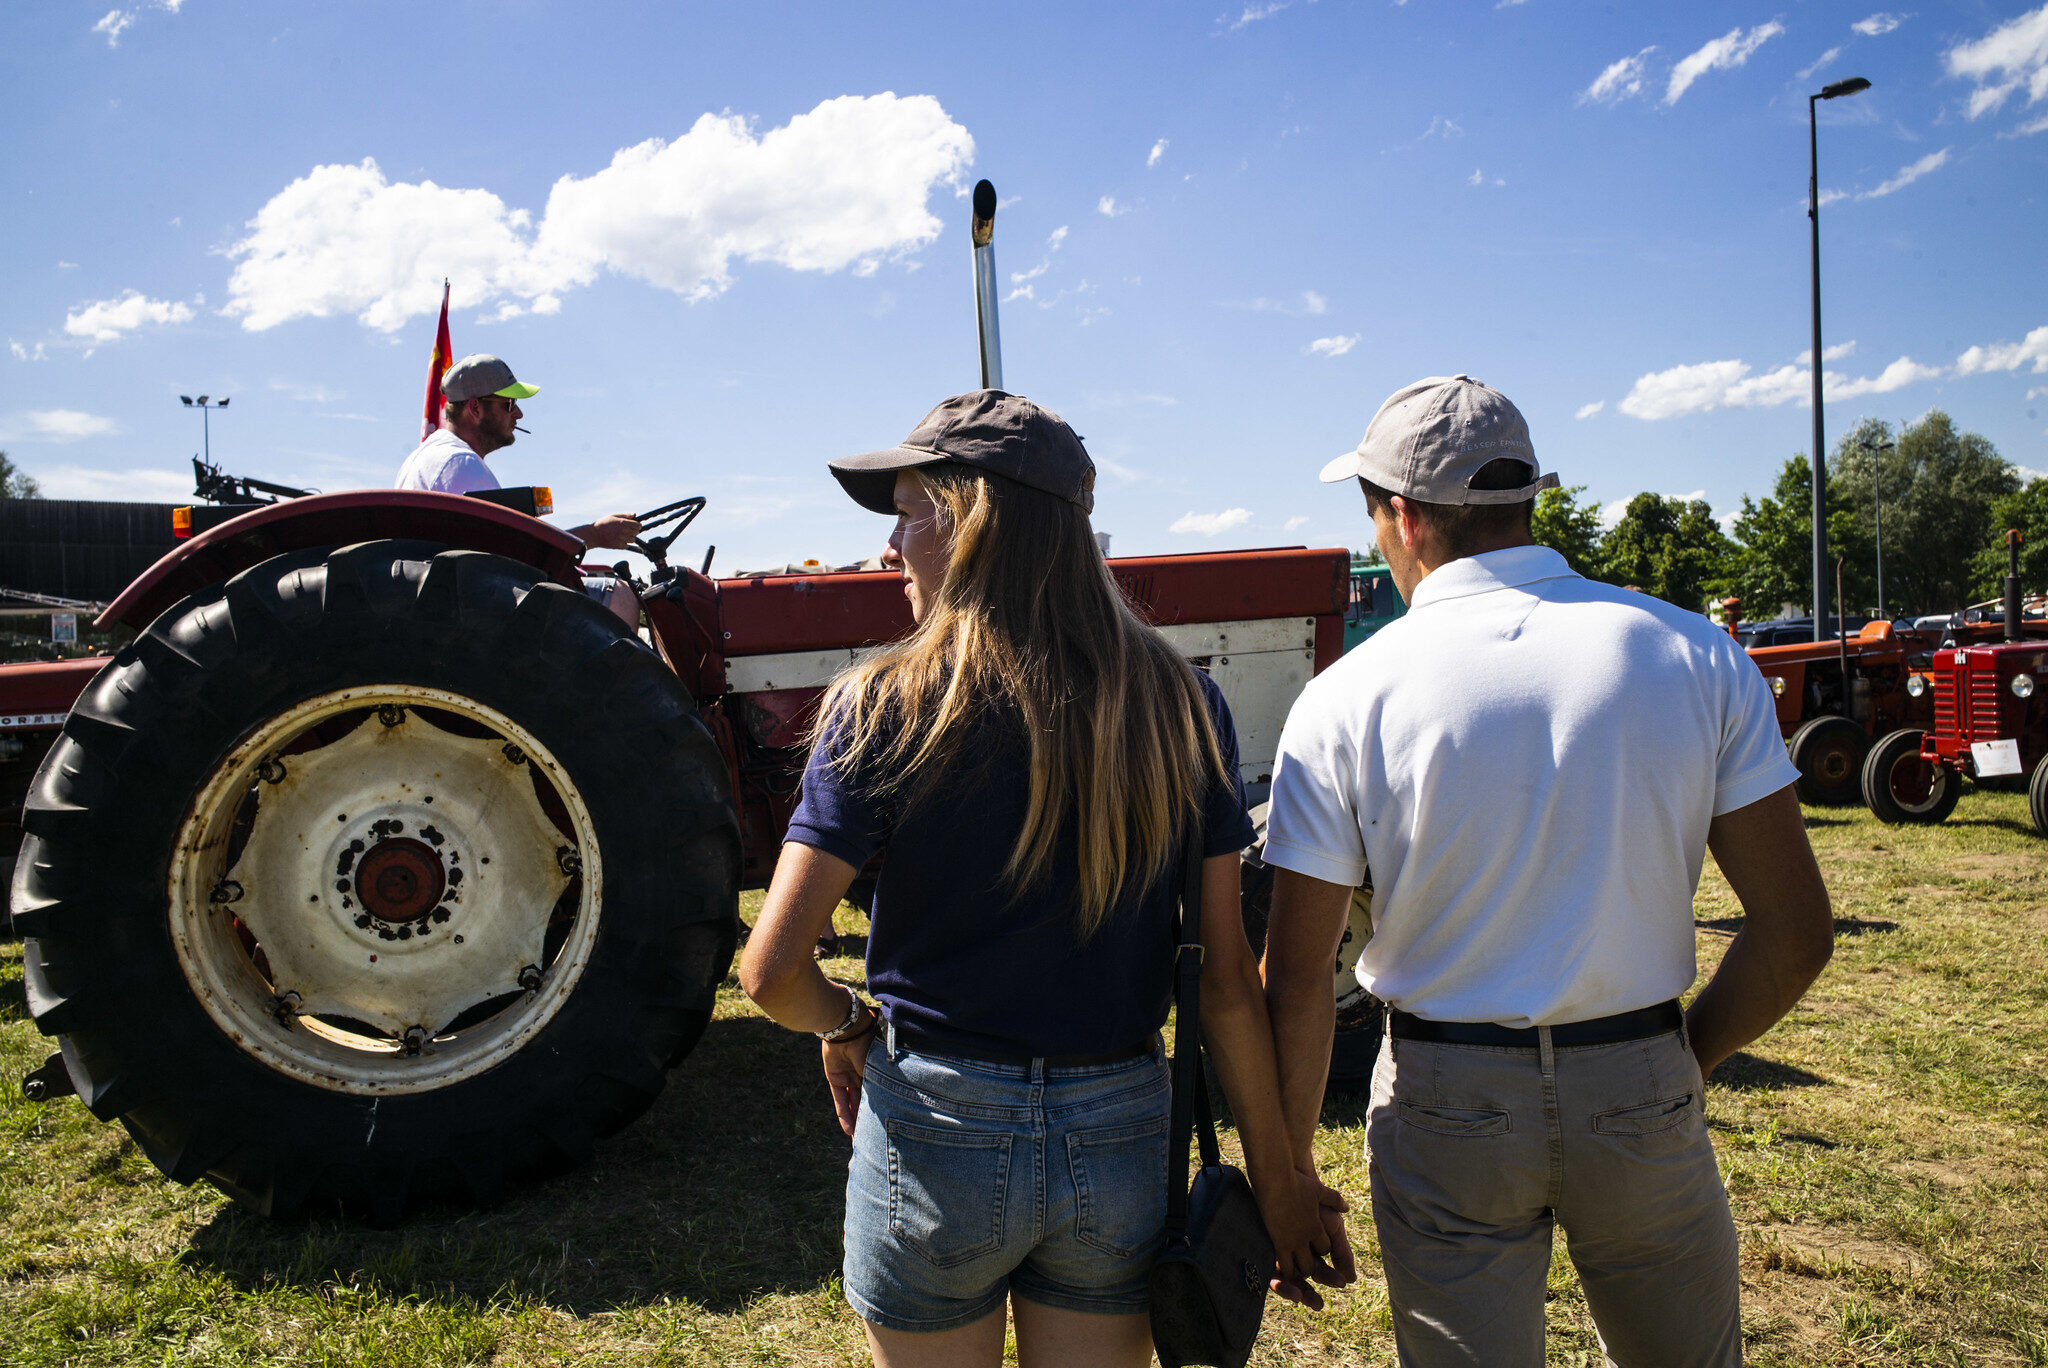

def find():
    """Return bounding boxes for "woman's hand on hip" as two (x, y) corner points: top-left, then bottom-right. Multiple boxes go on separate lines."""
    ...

(822, 1030), (874, 1138)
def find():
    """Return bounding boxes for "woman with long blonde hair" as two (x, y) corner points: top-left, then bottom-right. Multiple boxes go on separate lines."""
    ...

(742, 391), (1331, 1368)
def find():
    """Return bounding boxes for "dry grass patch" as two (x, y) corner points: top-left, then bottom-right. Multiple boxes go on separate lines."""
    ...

(2, 793), (2045, 1364)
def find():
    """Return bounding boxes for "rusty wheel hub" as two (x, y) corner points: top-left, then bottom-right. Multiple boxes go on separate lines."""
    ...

(355, 837), (446, 923)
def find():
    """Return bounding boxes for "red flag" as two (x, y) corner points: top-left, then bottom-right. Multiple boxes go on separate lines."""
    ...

(420, 280), (452, 441)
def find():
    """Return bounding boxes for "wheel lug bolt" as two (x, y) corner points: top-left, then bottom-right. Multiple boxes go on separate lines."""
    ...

(272, 991), (301, 1026)
(401, 1026), (427, 1057)
(377, 705), (405, 727)
(556, 847), (581, 877)
(209, 879), (244, 905)
(502, 743), (527, 765)
(258, 758), (287, 784)
(518, 964), (543, 993)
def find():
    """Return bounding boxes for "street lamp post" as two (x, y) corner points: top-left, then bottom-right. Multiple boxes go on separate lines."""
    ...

(1860, 434), (1896, 619)
(1808, 75), (1872, 642)
(179, 394), (230, 465)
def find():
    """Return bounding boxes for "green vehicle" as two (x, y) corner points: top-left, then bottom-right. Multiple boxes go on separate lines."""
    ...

(1344, 554), (1406, 651)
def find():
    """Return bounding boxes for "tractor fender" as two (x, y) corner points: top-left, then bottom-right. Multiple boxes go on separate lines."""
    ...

(96, 490), (587, 633)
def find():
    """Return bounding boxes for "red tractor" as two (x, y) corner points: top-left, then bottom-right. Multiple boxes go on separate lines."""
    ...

(1745, 623), (1942, 806)
(0, 486), (1346, 1221)
(1861, 532), (2048, 830)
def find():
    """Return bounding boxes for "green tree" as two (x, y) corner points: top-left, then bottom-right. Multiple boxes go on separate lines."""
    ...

(1725, 457), (1812, 619)
(1599, 493), (1733, 612)
(1970, 478), (2048, 600)
(0, 450), (40, 499)
(1830, 410), (2017, 616)
(1530, 483), (1604, 578)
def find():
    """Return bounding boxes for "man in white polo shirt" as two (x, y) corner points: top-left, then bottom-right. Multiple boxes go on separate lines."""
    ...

(1261, 375), (1833, 1365)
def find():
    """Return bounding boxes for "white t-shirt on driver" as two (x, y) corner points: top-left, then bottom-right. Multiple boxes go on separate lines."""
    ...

(1263, 545), (1796, 1028)
(396, 430), (499, 495)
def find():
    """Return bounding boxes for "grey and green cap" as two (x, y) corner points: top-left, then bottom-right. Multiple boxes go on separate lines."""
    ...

(830, 390), (1096, 515)
(441, 353), (540, 403)
(1320, 374), (1557, 504)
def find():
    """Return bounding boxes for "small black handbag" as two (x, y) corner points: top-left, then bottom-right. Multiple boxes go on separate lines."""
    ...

(1149, 832), (1277, 1368)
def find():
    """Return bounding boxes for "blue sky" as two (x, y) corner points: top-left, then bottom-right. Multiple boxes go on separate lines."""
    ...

(4, 0), (2044, 574)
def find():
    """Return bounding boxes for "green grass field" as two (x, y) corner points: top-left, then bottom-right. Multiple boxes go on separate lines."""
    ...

(2, 793), (2044, 1366)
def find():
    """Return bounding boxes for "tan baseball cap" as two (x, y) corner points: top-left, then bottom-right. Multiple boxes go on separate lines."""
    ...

(1320, 374), (1558, 505)
(442, 354), (539, 402)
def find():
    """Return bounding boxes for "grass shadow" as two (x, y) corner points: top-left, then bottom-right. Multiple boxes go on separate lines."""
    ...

(0, 963), (25, 1024)
(1800, 815), (1855, 828)
(1709, 1051), (1828, 1091)
(180, 1014), (855, 1315)
(1945, 816), (2040, 838)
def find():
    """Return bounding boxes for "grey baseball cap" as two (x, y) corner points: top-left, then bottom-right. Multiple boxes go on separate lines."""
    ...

(1319, 374), (1558, 505)
(830, 390), (1096, 515)
(441, 354), (539, 403)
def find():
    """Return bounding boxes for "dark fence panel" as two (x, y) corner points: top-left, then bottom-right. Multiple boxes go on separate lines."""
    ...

(0, 498), (179, 602)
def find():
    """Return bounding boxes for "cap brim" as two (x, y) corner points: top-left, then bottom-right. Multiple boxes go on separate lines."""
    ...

(828, 445), (949, 514)
(1319, 450), (1364, 484)
(492, 381), (540, 399)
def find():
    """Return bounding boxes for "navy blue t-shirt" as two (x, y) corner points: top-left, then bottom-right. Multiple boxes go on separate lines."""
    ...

(785, 668), (1256, 1060)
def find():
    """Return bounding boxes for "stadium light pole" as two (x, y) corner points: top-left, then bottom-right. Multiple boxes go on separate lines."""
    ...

(1859, 433), (1895, 619)
(1808, 75), (1872, 642)
(179, 394), (230, 466)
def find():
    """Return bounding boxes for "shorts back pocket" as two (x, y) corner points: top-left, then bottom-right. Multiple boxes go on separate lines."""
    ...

(886, 1119), (1013, 1268)
(1066, 1116), (1170, 1258)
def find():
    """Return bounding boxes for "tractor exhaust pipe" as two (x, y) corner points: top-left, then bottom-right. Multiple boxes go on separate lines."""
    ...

(971, 179), (1004, 392)
(2006, 528), (2023, 642)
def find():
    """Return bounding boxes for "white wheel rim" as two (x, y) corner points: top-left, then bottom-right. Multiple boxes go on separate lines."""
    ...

(1889, 753), (1948, 815)
(168, 686), (602, 1095)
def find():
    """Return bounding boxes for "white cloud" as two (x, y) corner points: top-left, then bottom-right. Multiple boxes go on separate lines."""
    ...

(1580, 46), (1657, 105)
(223, 94), (974, 333)
(1467, 168), (1505, 187)
(1618, 351), (1943, 419)
(1853, 13), (1905, 37)
(2028, 386), (2048, 400)
(1955, 325), (2048, 375)
(270, 379), (343, 403)
(1575, 400), (1605, 419)
(92, 9), (133, 45)
(6, 410), (123, 442)
(1097, 195), (1129, 217)
(1229, 1), (1294, 30)
(1225, 291), (1326, 316)
(1147, 138), (1169, 167)
(2011, 112), (2048, 136)
(1598, 497), (1632, 529)
(10, 341), (49, 362)
(1421, 115), (1464, 140)
(63, 290), (195, 343)
(1799, 47), (1843, 79)
(1665, 23), (1785, 105)
(1817, 187), (1849, 207)
(1007, 225), (1068, 287)
(1283, 515), (1310, 531)
(1171, 508), (1252, 536)
(1861, 147), (1950, 198)
(1945, 4), (2048, 121)
(1797, 340), (1859, 364)
(29, 464), (192, 499)
(1306, 334), (1359, 358)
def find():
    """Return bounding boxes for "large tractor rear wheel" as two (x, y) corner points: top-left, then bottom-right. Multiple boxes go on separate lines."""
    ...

(11, 542), (739, 1220)
(1861, 728), (1960, 825)
(1789, 714), (1870, 806)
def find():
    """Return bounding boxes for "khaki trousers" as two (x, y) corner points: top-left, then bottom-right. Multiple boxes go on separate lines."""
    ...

(1364, 1024), (1741, 1367)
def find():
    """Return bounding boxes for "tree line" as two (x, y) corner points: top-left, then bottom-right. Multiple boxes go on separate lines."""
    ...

(1528, 409), (2043, 621)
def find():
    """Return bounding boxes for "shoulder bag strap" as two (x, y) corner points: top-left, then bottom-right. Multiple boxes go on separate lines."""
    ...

(1164, 816), (1221, 1232)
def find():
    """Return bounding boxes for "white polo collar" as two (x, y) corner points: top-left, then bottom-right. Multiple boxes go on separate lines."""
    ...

(1407, 544), (1579, 610)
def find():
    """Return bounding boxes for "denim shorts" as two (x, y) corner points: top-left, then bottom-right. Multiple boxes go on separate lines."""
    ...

(842, 1030), (1172, 1333)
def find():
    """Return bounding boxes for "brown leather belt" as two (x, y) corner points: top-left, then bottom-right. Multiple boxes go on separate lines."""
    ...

(885, 1019), (1155, 1069)
(1390, 999), (1684, 1049)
